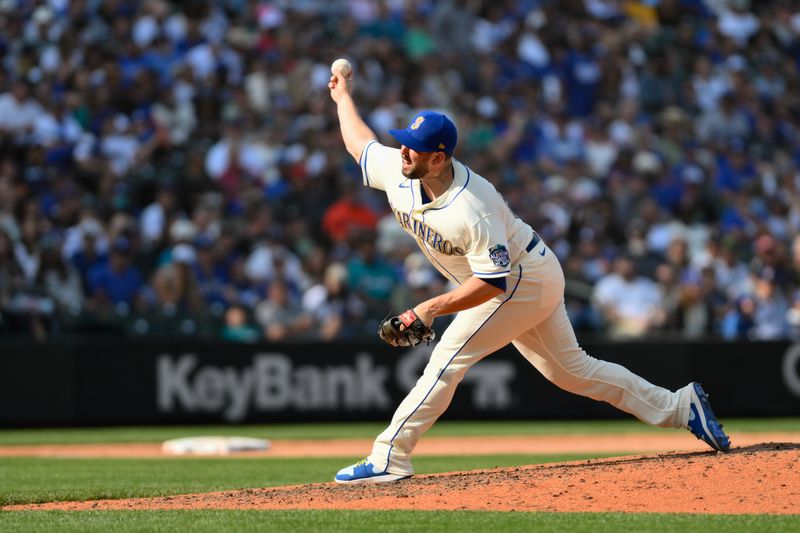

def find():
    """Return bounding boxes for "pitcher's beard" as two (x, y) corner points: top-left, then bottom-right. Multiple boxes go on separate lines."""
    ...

(402, 168), (425, 180)
(401, 161), (428, 180)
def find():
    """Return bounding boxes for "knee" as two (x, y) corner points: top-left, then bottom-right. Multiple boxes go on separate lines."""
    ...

(560, 349), (598, 378)
(542, 349), (598, 387)
(436, 363), (469, 387)
(417, 359), (468, 388)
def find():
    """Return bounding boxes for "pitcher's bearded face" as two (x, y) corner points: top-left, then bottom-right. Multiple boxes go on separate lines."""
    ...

(400, 145), (431, 180)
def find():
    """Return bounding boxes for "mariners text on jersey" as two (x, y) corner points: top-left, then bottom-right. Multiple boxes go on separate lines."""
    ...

(391, 208), (466, 256)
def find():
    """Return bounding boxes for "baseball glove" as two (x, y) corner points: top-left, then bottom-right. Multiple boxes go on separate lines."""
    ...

(378, 309), (435, 347)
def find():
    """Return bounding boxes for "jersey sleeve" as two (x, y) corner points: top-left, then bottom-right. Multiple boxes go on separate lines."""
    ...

(359, 141), (402, 191)
(466, 215), (511, 279)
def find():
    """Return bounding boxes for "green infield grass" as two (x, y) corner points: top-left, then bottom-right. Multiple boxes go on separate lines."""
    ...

(0, 510), (798, 533)
(0, 418), (797, 446)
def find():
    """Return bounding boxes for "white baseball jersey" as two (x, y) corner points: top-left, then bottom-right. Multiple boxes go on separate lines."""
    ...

(357, 140), (693, 477)
(359, 140), (536, 285)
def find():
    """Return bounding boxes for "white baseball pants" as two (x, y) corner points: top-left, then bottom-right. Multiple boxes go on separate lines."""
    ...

(368, 244), (693, 476)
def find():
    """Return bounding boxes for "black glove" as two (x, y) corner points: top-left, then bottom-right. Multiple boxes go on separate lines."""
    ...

(378, 309), (435, 347)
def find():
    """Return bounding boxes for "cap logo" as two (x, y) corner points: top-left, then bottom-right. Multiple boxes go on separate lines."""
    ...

(438, 143), (445, 149)
(410, 116), (425, 130)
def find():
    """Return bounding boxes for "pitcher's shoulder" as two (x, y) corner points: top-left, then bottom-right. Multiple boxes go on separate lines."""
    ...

(458, 167), (506, 210)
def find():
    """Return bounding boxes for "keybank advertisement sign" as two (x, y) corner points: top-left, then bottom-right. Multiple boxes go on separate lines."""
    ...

(782, 343), (800, 398)
(156, 346), (516, 422)
(3, 340), (798, 426)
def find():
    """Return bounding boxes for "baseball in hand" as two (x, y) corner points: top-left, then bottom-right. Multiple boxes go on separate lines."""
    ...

(331, 58), (352, 78)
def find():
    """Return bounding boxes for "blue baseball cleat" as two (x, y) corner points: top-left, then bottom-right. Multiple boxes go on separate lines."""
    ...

(687, 383), (731, 452)
(334, 458), (411, 484)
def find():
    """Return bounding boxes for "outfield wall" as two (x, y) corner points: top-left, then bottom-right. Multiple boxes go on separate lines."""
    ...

(1, 340), (799, 426)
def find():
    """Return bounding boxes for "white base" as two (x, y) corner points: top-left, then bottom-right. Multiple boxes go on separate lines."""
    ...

(162, 436), (271, 455)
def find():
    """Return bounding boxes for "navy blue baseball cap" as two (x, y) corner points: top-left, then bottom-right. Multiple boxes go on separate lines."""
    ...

(389, 111), (457, 156)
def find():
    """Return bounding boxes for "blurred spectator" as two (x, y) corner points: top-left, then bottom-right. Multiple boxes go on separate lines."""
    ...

(537, 111), (586, 167)
(0, 228), (29, 335)
(0, 80), (43, 143)
(674, 267), (727, 338)
(87, 237), (146, 314)
(302, 262), (366, 340)
(654, 263), (681, 331)
(245, 240), (306, 292)
(140, 186), (178, 250)
(193, 235), (229, 313)
(593, 255), (664, 337)
(204, 118), (280, 203)
(748, 267), (790, 340)
(396, 252), (448, 312)
(151, 243), (203, 315)
(721, 295), (757, 340)
(220, 305), (261, 342)
(225, 255), (264, 310)
(37, 242), (83, 318)
(66, 218), (109, 294)
(255, 279), (312, 342)
(584, 120), (617, 178)
(562, 30), (602, 117)
(710, 239), (750, 298)
(718, 0), (760, 47)
(787, 291), (800, 341)
(347, 234), (399, 320)
(151, 85), (197, 146)
(322, 182), (379, 244)
(14, 212), (43, 283)
(697, 94), (752, 145)
(663, 238), (691, 279)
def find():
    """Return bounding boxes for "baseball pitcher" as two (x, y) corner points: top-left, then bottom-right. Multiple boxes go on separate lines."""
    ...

(328, 62), (730, 484)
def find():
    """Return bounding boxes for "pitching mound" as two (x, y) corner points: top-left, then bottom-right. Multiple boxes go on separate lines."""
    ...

(8, 443), (799, 514)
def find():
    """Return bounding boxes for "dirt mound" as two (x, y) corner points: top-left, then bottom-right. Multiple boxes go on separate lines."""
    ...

(7, 443), (799, 514)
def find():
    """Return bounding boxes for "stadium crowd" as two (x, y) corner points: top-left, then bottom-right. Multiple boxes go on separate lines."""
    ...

(1, 0), (800, 342)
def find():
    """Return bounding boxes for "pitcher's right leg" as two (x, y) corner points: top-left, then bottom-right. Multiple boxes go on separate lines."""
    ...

(513, 300), (691, 428)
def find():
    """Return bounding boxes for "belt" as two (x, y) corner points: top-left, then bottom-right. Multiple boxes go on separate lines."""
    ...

(525, 231), (541, 253)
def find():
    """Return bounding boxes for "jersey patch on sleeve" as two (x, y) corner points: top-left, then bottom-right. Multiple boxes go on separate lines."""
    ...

(488, 244), (510, 267)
